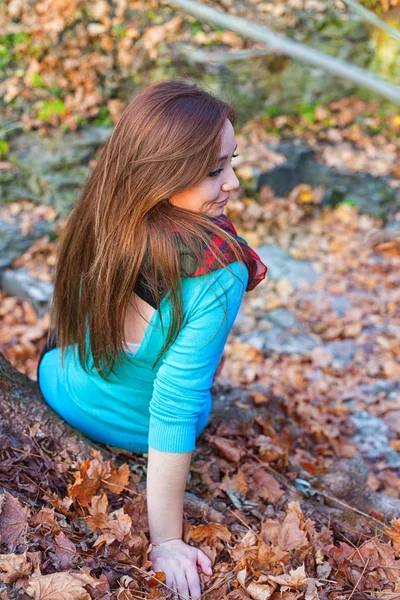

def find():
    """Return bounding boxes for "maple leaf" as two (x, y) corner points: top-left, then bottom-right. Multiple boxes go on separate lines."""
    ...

(221, 469), (249, 496)
(102, 463), (130, 494)
(252, 468), (285, 504)
(190, 522), (231, 545)
(68, 458), (102, 507)
(230, 530), (258, 562)
(53, 532), (77, 570)
(253, 542), (288, 572)
(261, 506), (308, 552)
(209, 436), (245, 462)
(384, 517), (400, 553)
(0, 552), (32, 583)
(277, 512), (308, 551)
(85, 493), (109, 532)
(26, 571), (101, 600)
(0, 492), (30, 550)
(237, 568), (277, 600)
(268, 564), (307, 590)
(93, 507), (132, 548)
(68, 450), (130, 507)
(30, 507), (55, 530)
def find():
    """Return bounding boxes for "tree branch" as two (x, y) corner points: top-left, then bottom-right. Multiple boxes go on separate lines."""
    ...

(341, 0), (400, 43)
(162, 0), (400, 104)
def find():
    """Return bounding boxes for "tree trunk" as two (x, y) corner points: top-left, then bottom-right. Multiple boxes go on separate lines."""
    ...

(0, 352), (93, 463)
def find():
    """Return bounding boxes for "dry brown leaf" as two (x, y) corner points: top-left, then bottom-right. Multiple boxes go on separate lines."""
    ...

(384, 518), (400, 553)
(53, 532), (77, 570)
(68, 450), (130, 506)
(0, 492), (30, 550)
(26, 571), (101, 600)
(85, 493), (108, 531)
(191, 522), (231, 546)
(221, 469), (249, 496)
(93, 507), (132, 548)
(102, 463), (130, 494)
(0, 552), (32, 583)
(209, 436), (245, 462)
(252, 469), (285, 504)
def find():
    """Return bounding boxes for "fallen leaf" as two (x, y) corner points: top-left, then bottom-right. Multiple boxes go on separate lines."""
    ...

(26, 571), (101, 600)
(191, 522), (231, 545)
(0, 552), (32, 583)
(0, 492), (30, 550)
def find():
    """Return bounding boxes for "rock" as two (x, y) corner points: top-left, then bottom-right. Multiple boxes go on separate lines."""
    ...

(256, 328), (318, 356)
(0, 209), (53, 270)
(256, 244), (319, 287)
(263, 308), (303, 330)
(299, 291), (352, 317)
(320, 457), (400, 521)
(0, 268), (53, 316)
(324, 339), (356, 367)
(258, 144), (399, 220)
(2, 126), (112, 217)
(350, 411), (400, 463)
(359, 380), (400, 402)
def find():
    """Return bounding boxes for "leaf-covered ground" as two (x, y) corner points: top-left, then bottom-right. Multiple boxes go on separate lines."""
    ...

(1, 95), (400, 598)
(1, 0), (398, 139)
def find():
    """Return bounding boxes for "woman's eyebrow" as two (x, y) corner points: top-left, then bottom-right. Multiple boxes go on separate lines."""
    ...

(217, 143), (238, 163)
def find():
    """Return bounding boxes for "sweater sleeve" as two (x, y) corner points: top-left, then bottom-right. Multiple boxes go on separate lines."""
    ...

(148, 260), (249, 453)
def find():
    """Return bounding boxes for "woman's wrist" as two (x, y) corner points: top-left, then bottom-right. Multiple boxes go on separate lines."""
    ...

(151, 537), (183, 546)
(146, 447), (192, 546)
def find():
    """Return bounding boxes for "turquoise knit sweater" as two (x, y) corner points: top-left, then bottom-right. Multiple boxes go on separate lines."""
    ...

(38, 260), (248, 454)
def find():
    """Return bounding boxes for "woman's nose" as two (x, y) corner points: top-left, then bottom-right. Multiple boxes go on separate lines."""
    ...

(223, 166), (240, 191)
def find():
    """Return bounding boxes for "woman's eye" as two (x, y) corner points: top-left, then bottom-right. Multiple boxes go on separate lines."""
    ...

(208, 154), (239, 178)
(209, 168), (223, 178)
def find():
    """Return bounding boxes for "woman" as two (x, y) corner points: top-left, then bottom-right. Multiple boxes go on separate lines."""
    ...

(37, 78), (267, 600)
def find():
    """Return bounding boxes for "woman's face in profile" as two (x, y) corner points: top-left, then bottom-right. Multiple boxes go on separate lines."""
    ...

(170, 119), (240, 218)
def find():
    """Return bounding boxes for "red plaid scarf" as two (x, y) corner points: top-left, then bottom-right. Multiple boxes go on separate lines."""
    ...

(176, 214), (267, 292)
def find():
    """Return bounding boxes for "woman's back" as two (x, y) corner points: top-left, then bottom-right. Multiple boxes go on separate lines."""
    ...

(39, 260), (248, 455)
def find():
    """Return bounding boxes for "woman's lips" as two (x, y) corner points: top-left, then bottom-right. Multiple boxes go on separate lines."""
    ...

(215, 197), (229, 205)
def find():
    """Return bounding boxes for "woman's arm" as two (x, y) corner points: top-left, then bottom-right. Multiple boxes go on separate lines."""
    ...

(147, 447), (192, 543)
(146, 262), (248, 599)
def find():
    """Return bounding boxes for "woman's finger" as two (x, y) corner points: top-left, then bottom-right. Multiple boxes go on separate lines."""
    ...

(186, 568), (202, 600)
(174, 572), (190, 600)
(166, 576), (177, 599)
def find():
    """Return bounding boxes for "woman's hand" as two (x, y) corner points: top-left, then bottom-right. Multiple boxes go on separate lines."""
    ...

(149, 538), (213, 599)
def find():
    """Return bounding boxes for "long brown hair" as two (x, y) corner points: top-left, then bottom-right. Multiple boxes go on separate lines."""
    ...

(49, 78), (246, 380)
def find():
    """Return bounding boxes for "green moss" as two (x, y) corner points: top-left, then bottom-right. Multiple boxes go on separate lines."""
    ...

(112, 24), (127, 37)
(31, 72), (45, 88)
(0, 140), (9, 157)
(340, 197), (358, 207)
(94, 105), (112, 127)
(37, 99), (65, 121)
(190, 20), (203, 35)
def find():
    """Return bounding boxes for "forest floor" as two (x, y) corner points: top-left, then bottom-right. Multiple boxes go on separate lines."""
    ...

(0, 96), (400, 599)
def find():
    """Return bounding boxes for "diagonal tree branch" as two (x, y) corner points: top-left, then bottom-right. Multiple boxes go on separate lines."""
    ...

(162, 0), (400, 104)
(341, 0), (400, 44)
